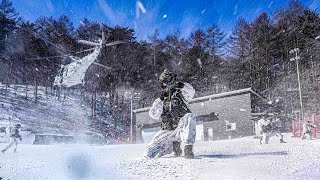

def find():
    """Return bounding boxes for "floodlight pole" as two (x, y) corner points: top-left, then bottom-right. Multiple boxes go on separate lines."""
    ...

(295, 51), (304, 119)
(290, 48), (304, 119)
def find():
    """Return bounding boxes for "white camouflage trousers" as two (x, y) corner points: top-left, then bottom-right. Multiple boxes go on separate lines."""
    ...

(302, 132), (312, 140)
(262, 130), (284, 144)
(144, 113), (196, 158)
(4, 137), (18, 151)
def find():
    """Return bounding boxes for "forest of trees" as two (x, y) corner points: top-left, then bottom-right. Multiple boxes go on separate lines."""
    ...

(0, 0), (319, 138)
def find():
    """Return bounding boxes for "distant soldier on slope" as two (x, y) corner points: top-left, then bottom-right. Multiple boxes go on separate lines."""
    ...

(1, 124), (22, 153)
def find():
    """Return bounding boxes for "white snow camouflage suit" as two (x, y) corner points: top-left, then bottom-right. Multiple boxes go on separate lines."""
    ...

(302, 122), (317, 140)
(258, 118), (284, 144)
(3, 126), (22, 152)
(258, 100), (286, 144)
(144, 82), (196, 158)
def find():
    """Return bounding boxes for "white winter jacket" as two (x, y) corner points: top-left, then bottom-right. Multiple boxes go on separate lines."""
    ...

(303, 123), (317, 134)
(5, 126), (21, 138)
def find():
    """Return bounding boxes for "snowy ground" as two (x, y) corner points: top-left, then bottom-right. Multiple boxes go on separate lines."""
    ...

(1, 134), (320, 180)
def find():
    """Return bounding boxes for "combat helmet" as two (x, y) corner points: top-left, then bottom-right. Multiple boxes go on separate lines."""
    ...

(158, 69), (176, 84)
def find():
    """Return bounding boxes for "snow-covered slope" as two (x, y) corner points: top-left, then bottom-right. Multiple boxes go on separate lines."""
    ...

(0, 83), (91, 141)
(1, 134), (320, 180)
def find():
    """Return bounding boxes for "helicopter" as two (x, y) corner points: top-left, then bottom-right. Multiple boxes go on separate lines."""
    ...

(53, 31), (123, 88)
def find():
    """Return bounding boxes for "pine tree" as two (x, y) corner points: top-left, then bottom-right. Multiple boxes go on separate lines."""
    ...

(207, 24), (226, 58)
(0, 0), (19, 54)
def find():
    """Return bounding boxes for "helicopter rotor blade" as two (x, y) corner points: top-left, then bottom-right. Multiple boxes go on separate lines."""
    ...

(92, 62), (111, 70)
(103, 41), (124, 47)
(78, 40), (100, 46)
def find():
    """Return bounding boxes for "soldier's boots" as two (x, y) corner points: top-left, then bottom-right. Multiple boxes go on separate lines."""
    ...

(173, 142), (182, 157)
(280, 139), (286, 143)
(184, 145), (194, 159)
(1, 149), (5, 154)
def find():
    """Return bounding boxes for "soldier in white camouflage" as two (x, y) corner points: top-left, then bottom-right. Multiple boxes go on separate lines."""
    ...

(258, 98), (287, 144)
(144, 69), (196, 159)
(302, 121), (317, 140)
(1, 124), (22, 153)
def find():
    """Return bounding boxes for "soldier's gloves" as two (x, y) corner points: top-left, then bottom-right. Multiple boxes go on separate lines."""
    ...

(160, 91), (169, 100)
(19, 137), (22, 141)
(160, 94), (165, 101)
(172, 82), (184, 89)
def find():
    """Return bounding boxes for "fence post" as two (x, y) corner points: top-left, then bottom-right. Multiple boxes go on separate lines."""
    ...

(298, 119), (302, 137)
(292, 120), (295, 137)
(318, 114), (320, 139)
(318, 114), (320, 136)
(312, 114), (316, 139)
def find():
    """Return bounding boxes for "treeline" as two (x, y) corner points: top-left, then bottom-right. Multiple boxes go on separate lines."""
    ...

(227, 1), (320, 115)
(0, 0), (320, 136)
